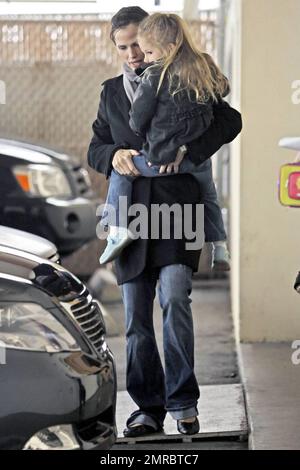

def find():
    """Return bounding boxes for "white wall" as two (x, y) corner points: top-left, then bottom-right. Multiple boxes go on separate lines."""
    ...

(228, 0), (300, 341)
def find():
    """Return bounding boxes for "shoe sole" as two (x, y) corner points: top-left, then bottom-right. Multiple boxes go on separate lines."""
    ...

(212, 261), (231, 272)
(100, 236), (134, 264)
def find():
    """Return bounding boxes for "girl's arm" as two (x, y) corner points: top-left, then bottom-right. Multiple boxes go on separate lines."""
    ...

(129, 74), (158, 139)
(186, 99), (242, 164)
(185, 53), (240, 163)
(87, 85), (130, 179)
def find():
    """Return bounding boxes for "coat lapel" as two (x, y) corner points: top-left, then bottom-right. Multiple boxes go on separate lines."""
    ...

(112, 76), (131, 118)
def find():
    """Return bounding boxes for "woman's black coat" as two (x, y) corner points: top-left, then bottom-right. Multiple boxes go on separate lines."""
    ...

(87, 74), (242, 285)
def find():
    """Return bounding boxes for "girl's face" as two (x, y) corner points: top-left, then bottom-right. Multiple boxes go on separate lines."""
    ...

(114, 23), (145, 70)
(138, 37), (163, 63)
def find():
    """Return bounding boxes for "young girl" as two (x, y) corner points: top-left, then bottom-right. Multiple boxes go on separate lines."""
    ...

(100, 13), (230, 266)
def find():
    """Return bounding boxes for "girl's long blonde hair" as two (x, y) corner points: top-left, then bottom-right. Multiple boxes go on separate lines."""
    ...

(138, 13), (229, 103)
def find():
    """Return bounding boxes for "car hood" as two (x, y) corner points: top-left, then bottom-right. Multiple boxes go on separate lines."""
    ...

(0, 225), (58, 261)
(0, 138), (80, 168)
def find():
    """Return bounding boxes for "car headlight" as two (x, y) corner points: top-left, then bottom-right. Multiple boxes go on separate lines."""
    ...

(0, 302), (79, 352)
(13, 164), (72, 197)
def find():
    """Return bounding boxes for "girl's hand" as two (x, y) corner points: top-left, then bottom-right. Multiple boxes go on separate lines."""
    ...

(156, 145), (187, 174)
(112, 149), (140, 176)
(158, 162), (177, 174)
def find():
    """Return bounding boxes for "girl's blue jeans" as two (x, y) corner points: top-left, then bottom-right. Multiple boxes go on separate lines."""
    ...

(102, 154), (226, 242)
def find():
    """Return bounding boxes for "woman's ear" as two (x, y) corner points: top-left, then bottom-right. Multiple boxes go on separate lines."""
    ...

(167, 43), (176, 55)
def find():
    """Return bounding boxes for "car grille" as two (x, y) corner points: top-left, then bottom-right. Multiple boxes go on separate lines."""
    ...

(69, 289), (106, 353)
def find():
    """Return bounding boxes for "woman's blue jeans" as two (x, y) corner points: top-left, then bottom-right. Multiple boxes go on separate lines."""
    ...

(103, 155), (226, 242)
(121, 264), (199, 429)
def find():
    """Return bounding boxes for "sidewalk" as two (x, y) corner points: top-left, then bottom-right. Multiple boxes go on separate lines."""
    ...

(105, 278), (300, 450)
(238, 342), (300, 450)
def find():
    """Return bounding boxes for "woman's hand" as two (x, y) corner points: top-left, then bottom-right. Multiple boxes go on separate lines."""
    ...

(148, 145), (187, 174)
(112, 149), (140, 176)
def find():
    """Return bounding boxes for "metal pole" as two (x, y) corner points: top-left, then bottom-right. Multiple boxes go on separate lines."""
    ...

(182, 0), (199, 20)
(215, 0), (228, 208)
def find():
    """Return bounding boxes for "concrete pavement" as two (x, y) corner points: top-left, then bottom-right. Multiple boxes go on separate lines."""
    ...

(239, 342), (300, 450)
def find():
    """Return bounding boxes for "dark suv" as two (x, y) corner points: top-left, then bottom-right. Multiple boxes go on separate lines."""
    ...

(0, 138), (99, 255)
(0, 226), (117, 450)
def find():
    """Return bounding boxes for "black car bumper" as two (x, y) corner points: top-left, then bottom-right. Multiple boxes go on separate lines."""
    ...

(0, 347), (117, 450)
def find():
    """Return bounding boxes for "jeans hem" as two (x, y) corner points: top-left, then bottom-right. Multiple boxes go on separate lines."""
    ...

(167, 405), (198, 420)
(126, 414), (160, 430)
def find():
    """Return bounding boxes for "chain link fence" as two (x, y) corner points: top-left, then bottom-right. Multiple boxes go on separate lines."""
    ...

(0, 13), (217, 274)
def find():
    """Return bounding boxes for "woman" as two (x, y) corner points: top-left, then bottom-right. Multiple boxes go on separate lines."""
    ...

(99, 12), (231, 265)
(87, 6), (242, 437)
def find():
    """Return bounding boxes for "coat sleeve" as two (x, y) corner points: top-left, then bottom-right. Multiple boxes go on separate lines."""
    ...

(129, 74), (158, 139)
(186, 99), (242, 165)
(87, 84), (129, 179)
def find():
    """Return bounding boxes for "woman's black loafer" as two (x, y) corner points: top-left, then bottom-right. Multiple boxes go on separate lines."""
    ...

(177, 417), (200, 435)
(294, 271), (300, 293)
(123, 424), (161, 438)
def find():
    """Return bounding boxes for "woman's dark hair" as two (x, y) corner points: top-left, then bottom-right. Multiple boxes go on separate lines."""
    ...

(110, 6), (148, 43)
